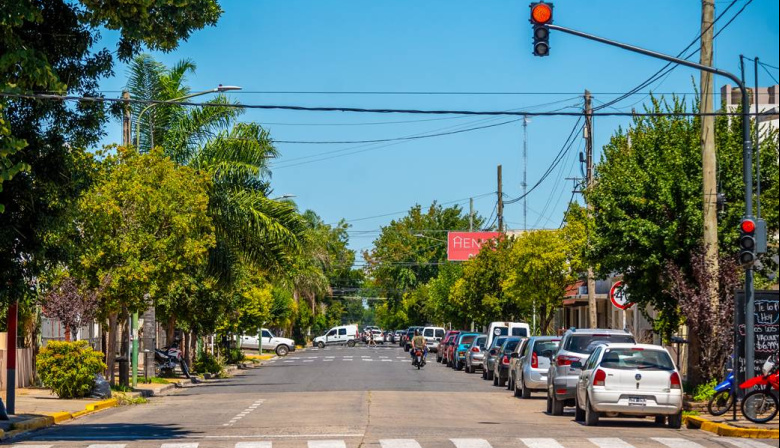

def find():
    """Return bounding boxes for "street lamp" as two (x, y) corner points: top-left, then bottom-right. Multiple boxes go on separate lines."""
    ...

(413, 233), (446, 243)
(270, 194), (296, 200)
(134, 84), (242, 150)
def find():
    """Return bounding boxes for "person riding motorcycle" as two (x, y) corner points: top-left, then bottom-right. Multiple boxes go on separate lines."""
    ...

(410, 329), (427, 363)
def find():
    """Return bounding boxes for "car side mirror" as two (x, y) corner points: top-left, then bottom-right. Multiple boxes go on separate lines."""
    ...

(571, 361), (583, 369)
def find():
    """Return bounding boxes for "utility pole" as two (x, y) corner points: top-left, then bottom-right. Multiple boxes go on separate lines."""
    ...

(497, 165), (504, 232)
(123, 90), (139, 388)
(523, 116), (529, 231)
(469, 197), (474, 232)
(584, 90), (597, 329)
(700, 0), (720, 319)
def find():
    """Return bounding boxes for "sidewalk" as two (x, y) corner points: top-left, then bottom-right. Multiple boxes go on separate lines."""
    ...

(684, 413), (780, 439)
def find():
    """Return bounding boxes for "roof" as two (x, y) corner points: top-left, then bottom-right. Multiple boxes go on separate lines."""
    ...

(601, 343), (667, 351)
(564, 328), (633, 336)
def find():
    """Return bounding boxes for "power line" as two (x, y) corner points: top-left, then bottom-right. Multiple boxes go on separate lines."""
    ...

(273, 118), (521, 144)
(335, 191), (495, 224)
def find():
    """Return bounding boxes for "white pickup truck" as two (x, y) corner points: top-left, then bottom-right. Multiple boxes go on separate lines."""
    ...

(240, 328), (296, 356)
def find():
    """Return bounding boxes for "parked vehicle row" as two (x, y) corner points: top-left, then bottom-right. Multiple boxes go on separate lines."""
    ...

(429, 323), (686, 429)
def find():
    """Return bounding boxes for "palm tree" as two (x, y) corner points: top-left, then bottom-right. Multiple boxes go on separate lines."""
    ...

(126, 55), (306, 282)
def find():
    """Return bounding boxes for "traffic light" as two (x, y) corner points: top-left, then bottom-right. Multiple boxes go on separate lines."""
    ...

(530, 2), (553, 56)
(738, 218), (757, 267)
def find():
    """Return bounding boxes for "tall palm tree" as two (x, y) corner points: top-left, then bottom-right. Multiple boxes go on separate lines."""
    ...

(126, 55), (306, 282)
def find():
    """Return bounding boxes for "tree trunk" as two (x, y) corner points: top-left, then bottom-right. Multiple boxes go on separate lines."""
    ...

(189, 331), (197, 366)
(106, 312), (118, 384)
(166, 315), (176, 348)
(64, 326), (71, 342)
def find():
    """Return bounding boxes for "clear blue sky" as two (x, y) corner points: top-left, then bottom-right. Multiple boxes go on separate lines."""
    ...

(96, 0), (779, 260)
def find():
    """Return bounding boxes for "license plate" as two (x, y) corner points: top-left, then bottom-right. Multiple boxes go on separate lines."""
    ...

(628, 397), (646, 406)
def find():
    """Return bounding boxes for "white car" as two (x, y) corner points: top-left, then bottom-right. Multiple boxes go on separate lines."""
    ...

(240, 328), (296, 356)
(574, 343), (683, 428)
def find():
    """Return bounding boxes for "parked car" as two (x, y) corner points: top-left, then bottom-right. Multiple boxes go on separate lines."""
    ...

(403, 326), (424, 352)
(369, 329), (385, 344)
(485, 321), (531, 352)
(510, 336), (560, 398)
(240, 328), (296, 356)
(395, 330), (405, 346)
(313, 324), (360, 348)
(547, 328), (635, 416)
(482, 336), (508, 381)
(492, 336), (524, 387)
(422, 326), (446, 352)
(437, 330), (460, 363)
(574, 343), (683, 428)
(385, 330), (395, 344)
(445, 331), (464, 367)
(452, 332), (481, 371)
(465, 334), (488, 373)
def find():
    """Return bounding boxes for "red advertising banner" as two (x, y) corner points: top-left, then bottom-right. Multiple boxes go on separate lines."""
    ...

(447, 232), (501, 261)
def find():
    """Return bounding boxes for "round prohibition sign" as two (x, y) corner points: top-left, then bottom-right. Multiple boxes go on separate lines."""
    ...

(609, 281), (634, 310)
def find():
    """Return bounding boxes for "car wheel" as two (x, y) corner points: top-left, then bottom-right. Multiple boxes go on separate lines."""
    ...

(551, 391), (565, 416)
(493, 374), (499, 386)
(498, 375), (506, 388)
(317, 341), (325, 349)
(546, 392), (553, 414)
(437, 354), (442, 363)
(275, 345), (289, 357)
(521, 375), (531, 399)
(513, 379), (522, 398)
(482, 369), (487, 380)
(584, 394), (599, 426)
(654, 415), (666, 426)
(507, 374), (513, 390)
(347, 340), (355, 347)
(667, 411), (683, 429)
(404, 346), (409, 352)
(574, 394), (585, 422)
(487, 369), (494, 381)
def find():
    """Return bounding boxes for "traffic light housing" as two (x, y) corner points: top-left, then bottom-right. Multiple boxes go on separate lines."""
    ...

(738, 218), (757, 267)
(530, 2), (553, 56)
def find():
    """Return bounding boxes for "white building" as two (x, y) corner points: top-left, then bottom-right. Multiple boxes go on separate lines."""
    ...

(721, 83), (780, 141)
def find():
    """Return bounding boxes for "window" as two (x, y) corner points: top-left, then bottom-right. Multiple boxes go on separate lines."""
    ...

(599, 348), (675, 371)
(460, 335), (477, 345)
(564, 334), (636, 354)
(533, 340), (560, 356)
(261, 330), (273, 339)
(435, 329), (445, 338)
(326, 329), (336, 337)
(511, 328), (528, 337)
(521, 340), (531, 356)
(586, 347), (602, 370)
(504, 339), (520, 352)
(338, 328), (347, 336)
(424, 329), (434, 337)
(476, 336), (487, 348)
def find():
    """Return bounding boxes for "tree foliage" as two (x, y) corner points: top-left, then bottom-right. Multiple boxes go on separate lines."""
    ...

(42, 275), (107, 341)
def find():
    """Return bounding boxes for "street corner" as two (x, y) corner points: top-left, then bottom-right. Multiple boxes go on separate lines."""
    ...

(684, 414), (780, 439)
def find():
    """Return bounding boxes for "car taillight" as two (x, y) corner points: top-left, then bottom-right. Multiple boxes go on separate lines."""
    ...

(531, 352), (538, 369)
(502, 355), (510, 365)
(593, 369), (606, 387)
(557, 355), (580, 366)
(670, 372), (681, 389)
(471, 347), (480, 352)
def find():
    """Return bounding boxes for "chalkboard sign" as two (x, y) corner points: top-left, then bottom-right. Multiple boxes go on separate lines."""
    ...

(736, 290), (779, 376)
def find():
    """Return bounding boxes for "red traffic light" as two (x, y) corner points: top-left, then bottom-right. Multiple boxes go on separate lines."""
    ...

(531, 3), (553, 24)
(740, 219), (756, 233)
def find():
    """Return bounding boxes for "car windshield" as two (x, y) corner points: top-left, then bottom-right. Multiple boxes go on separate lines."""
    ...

(491, 336), (507, 349)
(564, 334), (635, 354)
(600, 348), (675, 371)
(459, 335), (476, 345)
(533, 340), (560, 355)
(474, 336), (486, 348)
(503, 339), (520, 352)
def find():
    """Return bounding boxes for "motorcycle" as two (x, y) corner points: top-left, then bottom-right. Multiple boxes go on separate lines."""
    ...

(708, 358), (735, 416)
(412, 348), (426, 370)
(155, 339), (191, 379)
(739, 353), (779, 424)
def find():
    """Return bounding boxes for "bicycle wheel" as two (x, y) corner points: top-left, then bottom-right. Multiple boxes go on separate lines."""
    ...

(708, 390), (734, 416)
(741, 389), (778, 424)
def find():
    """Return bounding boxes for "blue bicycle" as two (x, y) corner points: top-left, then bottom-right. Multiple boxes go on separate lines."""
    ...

(708, 368), (735, 416)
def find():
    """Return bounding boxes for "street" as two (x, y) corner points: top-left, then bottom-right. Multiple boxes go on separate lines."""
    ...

(8, 346), (775, 448)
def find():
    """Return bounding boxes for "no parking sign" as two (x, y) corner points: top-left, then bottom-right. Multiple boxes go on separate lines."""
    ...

(609, 281), (634, 310)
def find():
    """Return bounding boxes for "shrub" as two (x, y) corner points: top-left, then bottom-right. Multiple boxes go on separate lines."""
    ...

(692, 378), (718, 402)
(225, 347), (246, 364)
(194, 351), (223, 375)
(36, 340), (106, 399)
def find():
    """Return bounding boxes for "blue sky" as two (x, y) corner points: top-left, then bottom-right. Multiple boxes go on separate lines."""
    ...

(95, 0), (779, 260)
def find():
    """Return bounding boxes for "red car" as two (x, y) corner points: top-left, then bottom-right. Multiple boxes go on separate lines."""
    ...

(438, 330), (461, 365)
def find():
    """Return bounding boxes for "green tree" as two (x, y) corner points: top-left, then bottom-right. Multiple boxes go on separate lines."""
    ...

(586, 97), (779, 338)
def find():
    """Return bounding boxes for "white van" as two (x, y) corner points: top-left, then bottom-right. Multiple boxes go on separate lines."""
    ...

(313, 324), (359, 348)
(422, 326), (446, 352)
(485, 321), (531, 350)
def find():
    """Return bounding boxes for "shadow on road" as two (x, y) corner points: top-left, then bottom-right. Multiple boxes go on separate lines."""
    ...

(25, 423), (197, 442)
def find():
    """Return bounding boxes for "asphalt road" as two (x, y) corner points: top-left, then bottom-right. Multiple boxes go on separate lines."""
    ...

(7, 345), (777, 448)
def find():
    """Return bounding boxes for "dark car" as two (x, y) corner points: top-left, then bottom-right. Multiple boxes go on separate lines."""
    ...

(437, 330), (460, 363)
(492, 336), (523, 387)
(482, 335), (508, 381)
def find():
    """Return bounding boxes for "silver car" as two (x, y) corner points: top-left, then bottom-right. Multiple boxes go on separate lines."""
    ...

(465, 335), (487, 373)
(547, 328), (635, 416)
(510, 336), (560, 398)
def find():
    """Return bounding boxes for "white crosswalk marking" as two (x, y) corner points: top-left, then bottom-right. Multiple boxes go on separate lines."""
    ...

(235, 442), (272, 448)
(719, 440), (777, 448)
(380, 439), (423, 448)
(12, 446), (53, 448)
(588, 439), (635, 448)
(451, 438), (493, 448)
(308, 441), (346, 448)
(520, 439), (565, 448)
(651, 439), (705, 448)
(160, 444), (199, 448)
(86, 445), (126, 448)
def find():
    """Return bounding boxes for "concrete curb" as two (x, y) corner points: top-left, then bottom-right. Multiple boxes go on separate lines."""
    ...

(684, 415), (779, 439)
(0, 398), (119, 441)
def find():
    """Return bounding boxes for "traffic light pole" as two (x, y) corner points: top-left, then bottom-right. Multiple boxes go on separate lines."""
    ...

(546, 23), (755, 386)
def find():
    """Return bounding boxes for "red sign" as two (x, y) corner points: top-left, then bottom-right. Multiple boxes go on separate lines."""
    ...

(609, 281), (634, 310)
(447, 232), (501, 261)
